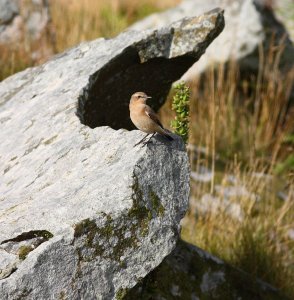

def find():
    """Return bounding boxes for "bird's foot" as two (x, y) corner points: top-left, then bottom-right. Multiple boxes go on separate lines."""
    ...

(134, 133), (150, 147)
(141, 140), (153, 147)
(133, 140), (151, 147)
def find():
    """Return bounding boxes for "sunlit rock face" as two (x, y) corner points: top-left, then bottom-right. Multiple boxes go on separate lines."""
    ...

(0, 9), (224, 299)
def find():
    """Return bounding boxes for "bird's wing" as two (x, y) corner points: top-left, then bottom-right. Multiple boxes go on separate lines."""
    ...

(145, 106), (164, 129)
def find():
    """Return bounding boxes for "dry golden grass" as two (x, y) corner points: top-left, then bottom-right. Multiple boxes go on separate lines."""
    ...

(163, 42), (294, 297)
(181, 157), (294, 296)
(50, 0), (179, 51)
(160, 42), (294, 168)
(0, 0), (179, 81)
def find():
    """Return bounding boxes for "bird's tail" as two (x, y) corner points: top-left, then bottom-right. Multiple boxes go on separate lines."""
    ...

(163, 130), (174, 141)
(157, 127), (174, 141)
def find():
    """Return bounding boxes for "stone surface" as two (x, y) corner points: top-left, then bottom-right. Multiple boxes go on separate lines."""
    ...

(0, 10), (224, 299)
(0, 0), (53, 60)
(0, 0), (18, 26)
(126, 239), (289, 300)
(190, 193), (244, 222)
(129, 0), (294, 77)
(274, 0), (294, 41)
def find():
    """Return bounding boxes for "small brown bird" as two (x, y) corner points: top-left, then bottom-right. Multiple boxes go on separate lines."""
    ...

(129, 92), (173, 146)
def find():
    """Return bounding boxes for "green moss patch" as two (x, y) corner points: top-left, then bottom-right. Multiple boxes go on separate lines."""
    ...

(116, 287), (130, 300)
(18, 245), (33, 260)
(73, 174), (167, 270)
(149, 189), (165, 217)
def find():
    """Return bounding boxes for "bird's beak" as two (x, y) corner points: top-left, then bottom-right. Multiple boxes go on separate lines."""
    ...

(145, 96), (152, 100)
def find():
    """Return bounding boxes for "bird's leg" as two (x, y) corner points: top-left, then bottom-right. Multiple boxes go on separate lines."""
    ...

(142, 133), (156, 146)
(134, 133), (150, 147)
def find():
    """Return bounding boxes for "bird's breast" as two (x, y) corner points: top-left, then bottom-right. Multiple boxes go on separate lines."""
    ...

(130, 110), (155, 134)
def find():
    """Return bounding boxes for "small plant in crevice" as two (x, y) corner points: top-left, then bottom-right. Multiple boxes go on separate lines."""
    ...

(170, 81), (190, 144)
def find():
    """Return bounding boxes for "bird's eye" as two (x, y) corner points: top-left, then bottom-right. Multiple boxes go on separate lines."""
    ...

(138, 95), (141, 98)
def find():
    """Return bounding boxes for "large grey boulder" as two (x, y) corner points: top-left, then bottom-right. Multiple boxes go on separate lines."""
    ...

(126, 239), (289, 299)
(0, 9), (224, 299)
(130, 0), (294, 77)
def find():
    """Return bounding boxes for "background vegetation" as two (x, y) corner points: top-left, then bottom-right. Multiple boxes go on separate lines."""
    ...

(164, 47), (294, 297)
(1, 0), (293, 297)
(0, 0), (179, 81)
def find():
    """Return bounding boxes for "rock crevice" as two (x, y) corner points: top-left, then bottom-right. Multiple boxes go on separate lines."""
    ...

(77, 10), (224, 130)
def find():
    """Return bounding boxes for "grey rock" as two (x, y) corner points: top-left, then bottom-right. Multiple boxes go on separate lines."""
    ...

(0, 0), (52, 59)
(0, 250), (18, 280)
(0, 231), (53, 279)
(274, 0), (294, 42)
(277, 191), (289, 201)
(287, 229), (294, 240)
(200, 271), (225, 294)
(190, 193), (244, 221)
(0, 10), (224, 299)
(214, 184), (259, 201)
(0, 0), (18, 25)
(126, 239), (289, 299)
(130, 0), (294, 78)
(191, 167), (213, 183)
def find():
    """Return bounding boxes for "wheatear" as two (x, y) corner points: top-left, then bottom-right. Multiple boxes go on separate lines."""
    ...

(129, 92), (173, 146)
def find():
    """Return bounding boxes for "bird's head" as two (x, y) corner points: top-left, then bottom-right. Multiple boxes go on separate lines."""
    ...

(130, 92), (151, 105)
